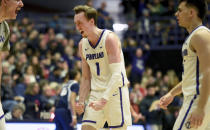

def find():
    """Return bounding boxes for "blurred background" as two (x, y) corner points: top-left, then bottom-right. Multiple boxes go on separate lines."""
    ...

(2, 0), (210, 129)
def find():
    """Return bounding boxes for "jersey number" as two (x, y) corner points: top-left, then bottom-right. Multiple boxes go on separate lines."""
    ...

(96, 62), (100, 76)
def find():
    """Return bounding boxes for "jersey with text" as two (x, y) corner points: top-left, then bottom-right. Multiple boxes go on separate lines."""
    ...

(82, 30), (129, 91)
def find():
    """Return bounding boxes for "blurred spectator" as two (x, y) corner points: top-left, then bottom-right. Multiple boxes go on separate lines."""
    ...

(48, 15), (61, 33)
(137, 0), (147, 17)
(149, 22), (163, 46)
(24, 65), (36, 83)
(137, 9), (150, 42)
(140, 84), (164, 130)
(86, 0), (93, 7)
(41, 84), (57, 112)
(147, 0), (166, 16)
(30, 56), (43, 81)
(97, 2), (113, 29)
(5, 103), (25, 121)
(130, 44), (150, 85)
(163, 0), (176, 16)
(1, 74), (18, 112)
(24, 82), (42, 119)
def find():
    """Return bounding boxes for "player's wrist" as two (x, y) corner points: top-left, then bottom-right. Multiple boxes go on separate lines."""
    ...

(78, 101), (85, 105)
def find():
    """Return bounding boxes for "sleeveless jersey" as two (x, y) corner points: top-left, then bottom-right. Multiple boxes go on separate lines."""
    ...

(82, 30), (129, 91)
(56, 80), (78, 109)
(181, 26), (210, 96)
(0, 21), (10, 51)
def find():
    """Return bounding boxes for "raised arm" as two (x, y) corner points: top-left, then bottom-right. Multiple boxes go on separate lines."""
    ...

(188, 29), (210, 128)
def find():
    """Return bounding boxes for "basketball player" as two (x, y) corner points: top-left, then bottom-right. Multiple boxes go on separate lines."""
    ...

(159, 0), (210, 129)
(0, 0), (23, 129)
(74, 5), (132, 130)
(54, 70), (80, 130)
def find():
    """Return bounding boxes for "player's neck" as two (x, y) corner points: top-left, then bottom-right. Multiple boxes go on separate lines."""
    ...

(186, 20), (202, 33)
(87, 27), (103, 45)
(0, 7), (6, 23)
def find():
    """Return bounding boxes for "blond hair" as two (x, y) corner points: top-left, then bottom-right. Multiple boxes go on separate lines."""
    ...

(73, 5), (98, 25)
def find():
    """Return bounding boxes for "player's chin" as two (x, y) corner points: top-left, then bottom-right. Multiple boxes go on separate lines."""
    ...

(10, 14), (17, 19)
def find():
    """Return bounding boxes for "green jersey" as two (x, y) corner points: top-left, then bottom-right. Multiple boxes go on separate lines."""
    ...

(0, 21), (10, 51)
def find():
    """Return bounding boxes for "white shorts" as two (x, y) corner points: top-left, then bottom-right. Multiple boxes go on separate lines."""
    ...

(173, 95), (210, 130)
(82, 86), (132, 129)
(0, 102), (6, 130)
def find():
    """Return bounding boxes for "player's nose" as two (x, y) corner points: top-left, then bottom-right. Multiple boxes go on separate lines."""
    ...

(19, 0), (24, 7)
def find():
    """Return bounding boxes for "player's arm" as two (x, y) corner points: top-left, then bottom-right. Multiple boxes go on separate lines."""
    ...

(78, 40), (91, 104)
(159, 81), (182, 109)
(102, 32), (123, 100)
(168, 81), (182, 97)
(190, 30), (210, 111)
(69, 90), (77, 126)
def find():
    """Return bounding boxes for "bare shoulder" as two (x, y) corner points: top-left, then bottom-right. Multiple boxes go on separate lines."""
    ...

(191, 29), (210, 50)
(105, 32), (121, 48)
(193, 29), (210, 41)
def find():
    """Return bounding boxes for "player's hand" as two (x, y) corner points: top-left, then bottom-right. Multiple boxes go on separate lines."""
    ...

(70, 116), (77, 127)
(89, 98), (107, 111)
(188, 107), (204, 129)
(75, 102), (85, 115)
(159, 92), (174, 110)
(149, 100), (160, 112)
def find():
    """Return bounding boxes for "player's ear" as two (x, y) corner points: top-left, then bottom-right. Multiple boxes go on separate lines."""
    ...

(189, 8), (195, 17)
(90, 18), (95, 25)
(2, 0), (8, 6)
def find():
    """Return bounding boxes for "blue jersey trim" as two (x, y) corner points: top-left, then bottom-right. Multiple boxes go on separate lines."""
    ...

(121, 72), (125, 86)
(178, 95), (197, 130)
(82, 120), (96, 124)
(0, 114), (5, 120)
(196, 57), (200, 95)
(109, 87), (124, 128)
(88, 30), (105, 49)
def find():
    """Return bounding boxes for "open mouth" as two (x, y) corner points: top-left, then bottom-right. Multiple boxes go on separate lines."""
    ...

(15, 8), (21, 14)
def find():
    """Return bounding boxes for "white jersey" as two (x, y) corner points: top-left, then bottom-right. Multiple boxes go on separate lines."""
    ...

(181, 26), (210, 96)
(82, 29), (129, 91)
(0, 21), (10, 51)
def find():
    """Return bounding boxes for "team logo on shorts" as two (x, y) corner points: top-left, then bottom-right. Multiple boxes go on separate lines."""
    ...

(185, 121), (191, 129)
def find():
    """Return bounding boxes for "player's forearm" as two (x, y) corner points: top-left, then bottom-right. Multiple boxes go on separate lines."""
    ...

(70, 93), (77, 117)
(197, 71), (210, 109)
(103, 63), (123, 100)
(169, 81), (182, 97)
(78, 78), (90, 103)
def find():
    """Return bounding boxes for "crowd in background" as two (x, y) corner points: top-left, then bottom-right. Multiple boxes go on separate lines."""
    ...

(1, 0), (210, 129)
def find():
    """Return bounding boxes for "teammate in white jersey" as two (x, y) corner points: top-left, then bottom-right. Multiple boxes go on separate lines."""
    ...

(74, 5), (132, 130)
(0, 0), (23, 129)
(159, 0), (210, 129)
